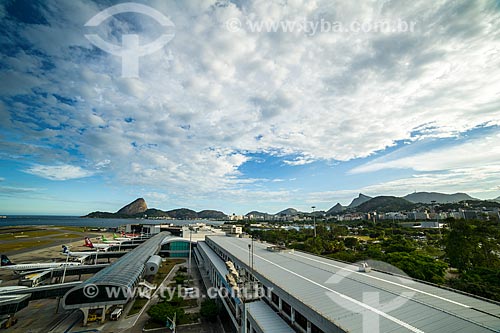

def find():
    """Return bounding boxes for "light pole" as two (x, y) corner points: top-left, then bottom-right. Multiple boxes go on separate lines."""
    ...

(61, 251), (69, 284)
(248, 243), (252, 281)
(312, 206), (316, 238)
(188, 228), (192, 284)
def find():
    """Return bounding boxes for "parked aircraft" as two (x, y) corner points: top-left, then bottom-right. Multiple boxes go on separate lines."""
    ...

(84, 237), (111, 250)
(113, 233), (131, 241)
(61, 245), (99, 258)
(100, 235), (123, 244)
(0, 255), (80, 274)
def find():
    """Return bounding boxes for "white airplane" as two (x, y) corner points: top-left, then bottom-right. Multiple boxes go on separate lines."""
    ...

(113, 233), (132, 241)
(100, 235), (123, 244)
(0, 285), (29, 293)
(1, 255), (80, 274)
(84, 237), (111, 250)
(61, 245), (99, 259)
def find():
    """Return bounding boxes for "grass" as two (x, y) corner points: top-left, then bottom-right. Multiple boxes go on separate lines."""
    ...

(128, 298), (149, 316)
(153, 259), (186, 285)
(182, 299), (198, 308)
(144, 320), (165, 329)
(56, 226), (86, 232)
(0, 239), (53, 253)
(50, 233), (84, 239)
(0, 230), (61, 240)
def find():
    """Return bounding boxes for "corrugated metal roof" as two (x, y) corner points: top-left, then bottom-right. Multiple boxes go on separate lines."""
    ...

(247, 300), (295, 333)
(197, 241), (228, 277)
(62, 232), (169, 309)
(207, 236), (500, 333)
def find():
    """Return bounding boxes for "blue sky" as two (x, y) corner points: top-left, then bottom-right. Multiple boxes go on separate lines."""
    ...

(1, 0), (500, 215)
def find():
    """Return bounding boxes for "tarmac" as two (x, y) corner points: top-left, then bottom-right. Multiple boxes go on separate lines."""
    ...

(1, 226), (223, 333)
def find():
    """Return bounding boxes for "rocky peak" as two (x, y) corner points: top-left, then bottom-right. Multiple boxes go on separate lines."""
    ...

(116, 198), (148, 215)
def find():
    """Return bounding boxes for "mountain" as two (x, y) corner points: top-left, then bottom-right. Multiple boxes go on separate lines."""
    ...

(116, 198), (148, 215)
(84, 198), (227, 220)
(348, 193), (372, 208)
(142, 208), (169, 218)
(245, 211), (274, 219)
(403, 192), (475, 204)
(197, 210), (227, 219)
(277, 208), (299, 216)
(356, 196), (415, 213)
(326, 203), (345, 215)
(165, 208), (198, 220)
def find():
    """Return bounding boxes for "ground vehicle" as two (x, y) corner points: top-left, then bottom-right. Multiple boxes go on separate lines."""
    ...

(110, 307), (123, 321)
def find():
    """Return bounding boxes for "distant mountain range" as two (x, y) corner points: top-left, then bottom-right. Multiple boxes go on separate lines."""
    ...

(276, 208), (300, 216)
(84, 191), (498, 220)
(355, 196), (415, 213)
(325, 191), (484, 215)
(348, 193), (373, 208)
(84, 198), (226, 220)
(403, 192), (475, 204)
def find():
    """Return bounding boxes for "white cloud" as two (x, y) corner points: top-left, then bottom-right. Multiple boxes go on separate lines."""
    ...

(351, 131), (500, 174)
(2, 0), (500, 200)
(283, 156), (315, 166)
(25, 165), (94, 181)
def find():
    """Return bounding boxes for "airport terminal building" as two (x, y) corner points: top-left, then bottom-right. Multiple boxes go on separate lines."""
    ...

(2, 230), (500, 331)
(195, 235), (500, 333)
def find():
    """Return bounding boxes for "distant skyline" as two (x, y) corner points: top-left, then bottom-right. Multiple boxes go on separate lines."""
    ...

(1, 1), (500, 215)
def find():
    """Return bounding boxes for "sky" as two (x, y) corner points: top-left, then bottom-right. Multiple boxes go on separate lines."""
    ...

(1, 0), (500, 215)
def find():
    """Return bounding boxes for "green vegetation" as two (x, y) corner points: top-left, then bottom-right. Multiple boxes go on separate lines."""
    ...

(128, 298), (148, 316)
(174, 273), (187, 285)
(444, 218), (500, 301)
(148, 295), (198, 326)
(200, 299), (219, 322)
(250, 218), (500, 301)
(0, 240), (53, 253)
(152, 259), (185, 285)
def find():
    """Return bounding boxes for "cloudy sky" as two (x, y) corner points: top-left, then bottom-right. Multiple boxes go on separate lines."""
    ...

(1, 0), (499, 215)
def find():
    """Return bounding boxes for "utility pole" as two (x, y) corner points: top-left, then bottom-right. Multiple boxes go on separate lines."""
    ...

(188, 228), (192, 284)
(312, 206), (316, 238)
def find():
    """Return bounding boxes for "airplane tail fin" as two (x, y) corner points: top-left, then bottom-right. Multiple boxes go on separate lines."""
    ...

(101, 235), (109, 241)
(84, 237), (94, 248)
(113, 233), (118, 239)
(1, 255), (15, 266)
(62, 245), (69, 254)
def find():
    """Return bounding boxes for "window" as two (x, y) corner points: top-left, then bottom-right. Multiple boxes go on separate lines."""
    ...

(281, 300), (291, 317)
(295, 311), (307, 330)
(311, 323), (324, 333)
(271, 292), (279, 306)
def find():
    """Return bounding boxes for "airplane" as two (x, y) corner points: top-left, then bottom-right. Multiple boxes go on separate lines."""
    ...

(61, 245), (100, 258)
(0, 285), (29, 293)
(1, 254), (80, 275)
(113, 233), (131, 242)
(84, 237), (111, 250)
(100, 235), (124, 244)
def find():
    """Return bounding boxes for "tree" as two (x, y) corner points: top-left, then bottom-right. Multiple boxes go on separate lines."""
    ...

(343, 237), (359, 249)
(386, 252), (448, 284)
(444, 218), (473, 271)
(148, 302), (185, 324)
(200, 299), (219, 322)
(304, 237), (324, 255)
